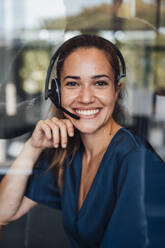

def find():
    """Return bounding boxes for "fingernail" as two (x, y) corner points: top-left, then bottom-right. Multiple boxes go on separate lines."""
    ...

(62, 144), (67, 148)
(54, 144), (58, 148)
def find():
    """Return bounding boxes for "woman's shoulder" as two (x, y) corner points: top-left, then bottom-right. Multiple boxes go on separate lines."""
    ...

(113, 127), (145, 154)
(113, 127), (164, 164)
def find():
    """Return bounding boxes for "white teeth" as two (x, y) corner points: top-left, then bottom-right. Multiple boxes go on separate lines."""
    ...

(75, 109), (99, 116)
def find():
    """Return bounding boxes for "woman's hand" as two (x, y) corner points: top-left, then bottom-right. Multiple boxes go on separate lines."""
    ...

(29, 117), (74, 150)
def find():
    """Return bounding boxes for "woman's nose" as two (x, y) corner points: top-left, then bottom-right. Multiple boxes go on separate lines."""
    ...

(78, 86), (95, 104)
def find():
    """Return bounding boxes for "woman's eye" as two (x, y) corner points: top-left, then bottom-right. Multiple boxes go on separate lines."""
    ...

(66, 81), (78, 87)
(95, 81), (108, 86)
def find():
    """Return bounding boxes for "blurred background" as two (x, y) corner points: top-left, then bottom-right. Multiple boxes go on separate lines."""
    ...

(0, 0), (165, 247)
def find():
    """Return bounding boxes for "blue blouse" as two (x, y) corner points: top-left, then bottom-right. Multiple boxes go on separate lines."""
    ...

(25, 128), (165, 248)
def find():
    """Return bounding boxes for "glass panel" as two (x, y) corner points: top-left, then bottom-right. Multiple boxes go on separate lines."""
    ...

(0, 0), (165, 247)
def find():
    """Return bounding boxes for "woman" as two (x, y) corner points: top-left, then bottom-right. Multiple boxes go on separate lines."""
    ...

(0, 34), (163, 247)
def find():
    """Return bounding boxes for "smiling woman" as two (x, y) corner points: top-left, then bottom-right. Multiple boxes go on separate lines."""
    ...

(0, 34), (164, 248)
(44, 34), (126, 189)
(60, 47), (121, 133)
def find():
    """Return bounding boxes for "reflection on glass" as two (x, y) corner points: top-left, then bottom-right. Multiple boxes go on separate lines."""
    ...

(0, 0), (165, 247)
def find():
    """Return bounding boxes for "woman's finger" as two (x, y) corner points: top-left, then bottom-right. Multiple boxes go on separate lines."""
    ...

(59, 122), (68, 148)
(51, 118), (68, 148)
(34, 117), (74, 149)
(44, 120), (60, 148)
(37, 121), (52, 140)
(63, 119), (74, 137)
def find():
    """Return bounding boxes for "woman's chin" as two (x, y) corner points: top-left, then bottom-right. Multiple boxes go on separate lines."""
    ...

(75, 124), (100, 135)
(72, 117), (110, 135)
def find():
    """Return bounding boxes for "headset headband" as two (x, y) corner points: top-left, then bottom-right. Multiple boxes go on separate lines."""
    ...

(45, 35), (126, 102)
(45, 46), (63, 100)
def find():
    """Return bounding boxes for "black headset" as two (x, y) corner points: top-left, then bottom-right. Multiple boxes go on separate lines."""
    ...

(45, 34), (126, 120)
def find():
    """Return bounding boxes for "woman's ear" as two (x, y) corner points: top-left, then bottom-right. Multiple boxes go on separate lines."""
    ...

(115, 82), (122, 99)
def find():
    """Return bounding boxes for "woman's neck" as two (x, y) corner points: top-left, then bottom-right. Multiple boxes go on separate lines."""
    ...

(80, 119), (122, 162)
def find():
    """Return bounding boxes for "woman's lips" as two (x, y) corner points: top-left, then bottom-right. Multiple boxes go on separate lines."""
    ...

(73, 108), (101, 118)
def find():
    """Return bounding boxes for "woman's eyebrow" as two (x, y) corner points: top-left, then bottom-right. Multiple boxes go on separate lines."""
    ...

(63, 74), (113, 81)
(91, 74), (113, 80)
(64, 75), (80, 81)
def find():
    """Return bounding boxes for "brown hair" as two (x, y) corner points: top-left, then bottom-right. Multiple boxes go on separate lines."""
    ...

(47, 34), (125, 192)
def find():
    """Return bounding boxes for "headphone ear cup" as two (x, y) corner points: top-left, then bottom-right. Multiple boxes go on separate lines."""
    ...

(116, 75), (120, 84)
(49, 78), (61, 107)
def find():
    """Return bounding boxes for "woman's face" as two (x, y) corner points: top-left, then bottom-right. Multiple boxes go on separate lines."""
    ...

(60, 47), (121, 135)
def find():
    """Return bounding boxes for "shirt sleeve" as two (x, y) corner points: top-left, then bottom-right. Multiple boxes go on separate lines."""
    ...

(24, 151), (61, 210)
(101, 147), (149, 248)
